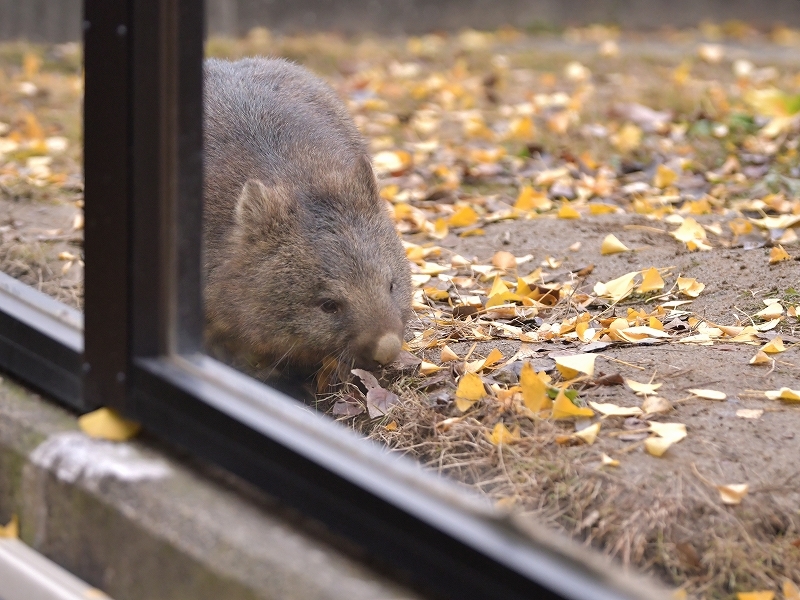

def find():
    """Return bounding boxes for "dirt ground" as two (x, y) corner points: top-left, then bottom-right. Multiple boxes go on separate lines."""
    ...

(1, 25), (800, 599)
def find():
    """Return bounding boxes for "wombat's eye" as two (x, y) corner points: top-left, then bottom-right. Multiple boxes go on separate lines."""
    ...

(320, 299), (339, 314)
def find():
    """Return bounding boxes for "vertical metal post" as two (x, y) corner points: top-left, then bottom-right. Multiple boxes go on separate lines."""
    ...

(83, 0), (132, 411)
(84, 0), (204, 412)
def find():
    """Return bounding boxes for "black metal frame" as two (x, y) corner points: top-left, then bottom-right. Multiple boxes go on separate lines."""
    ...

(0, 2), (665, 599)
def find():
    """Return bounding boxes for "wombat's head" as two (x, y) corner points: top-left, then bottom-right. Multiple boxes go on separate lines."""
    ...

(207, 156), (412, 377)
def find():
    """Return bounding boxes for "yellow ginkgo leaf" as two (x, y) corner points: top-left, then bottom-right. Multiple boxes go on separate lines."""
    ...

(625, 379), (663, 395)
(611, 123), (642, 152)
(429, 218), (449, 240)
(0, 515), (18, 538)
(588, 402), (643, 417)
(455, 372), (486, 403)
(654, 164), (678, 188)
(783, 580), (800, 600)
(78, 407), (141, 442)
(600, 234), (629, 255)
(760, 337), (785, 353)
(644, 436), (674, 457)
(514, 185), (552, 212)
(420, 361), (445, 375)
(492, 251), (517, 269)
(552, 389), (594, 419)
(449, 205), (479, 228)
(589, 203), (618, 215)
(754, 303), (784, 320)
(555, 353), (597, 379)
(520, 362), (552, 413)
(593, 271), (638, 303)
(649, 422), (688, 443)
(557, 203), (581, 219)
(440, 345), (460, 362)
(574, 422), (601, 444)
(482, 348), (504, 368)
(489, 275), (511, 297)
(487, 422), (520, 445)
(642, 396), (673, 414)
(671, 217), (707, 244)
(601, 453), (620, 467)
(638, 267), (665, 293)
(676, 276), (705, 298)
(736, 592), (775, 600)
(769, 245), (791, 264)
(688, 388), (727, 401)
(765, 387), (800, 402)
(717, 483), (749, 505)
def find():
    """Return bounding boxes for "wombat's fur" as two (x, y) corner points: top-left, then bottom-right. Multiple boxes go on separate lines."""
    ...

(203, 58), (412, 378)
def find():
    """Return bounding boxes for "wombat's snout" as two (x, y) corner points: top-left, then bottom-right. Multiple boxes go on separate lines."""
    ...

(373, 333), (402, 365)
(355, 332), (402, 369)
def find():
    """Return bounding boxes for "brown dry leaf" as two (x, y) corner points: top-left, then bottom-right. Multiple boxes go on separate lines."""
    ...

(78, 408), (141, 442)
(717, 483), (749, 505)
(769, 245), (791, 264)
(0, 515), (18, 538)
(487, 422), (520, 445)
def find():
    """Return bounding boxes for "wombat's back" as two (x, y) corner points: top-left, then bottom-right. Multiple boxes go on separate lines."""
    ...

(203, 58), (412, 375)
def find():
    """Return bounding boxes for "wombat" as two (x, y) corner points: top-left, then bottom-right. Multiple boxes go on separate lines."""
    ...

(202, 58), (412, 379)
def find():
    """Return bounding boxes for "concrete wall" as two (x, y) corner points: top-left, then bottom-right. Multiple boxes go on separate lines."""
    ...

(2, 0), (800, 43)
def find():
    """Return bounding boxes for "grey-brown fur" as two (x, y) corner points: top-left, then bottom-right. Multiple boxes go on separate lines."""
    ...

(203, 58), (412, 377)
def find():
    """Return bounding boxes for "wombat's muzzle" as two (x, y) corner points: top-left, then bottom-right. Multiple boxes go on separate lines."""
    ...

(353, 331), (402, 370)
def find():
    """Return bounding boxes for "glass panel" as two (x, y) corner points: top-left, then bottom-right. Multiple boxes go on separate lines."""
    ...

(0, 25), (84, 310)
(200, 11), (800, 599)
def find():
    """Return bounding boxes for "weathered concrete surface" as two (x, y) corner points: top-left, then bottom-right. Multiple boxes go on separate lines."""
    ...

(0, 375), (420, 600)
(3, 0), (800, 42)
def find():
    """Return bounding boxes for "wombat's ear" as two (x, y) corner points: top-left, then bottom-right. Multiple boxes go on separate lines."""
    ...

(353, 154), (379, 198)
(235, 179), (296, 231)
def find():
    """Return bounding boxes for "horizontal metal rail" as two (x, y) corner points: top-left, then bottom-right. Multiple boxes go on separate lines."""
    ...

(0, 538), (113, 600)
(0, 272), (84, 411)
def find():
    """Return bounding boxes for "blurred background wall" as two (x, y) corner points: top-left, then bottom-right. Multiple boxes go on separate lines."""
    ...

(2, 0), (800, 42)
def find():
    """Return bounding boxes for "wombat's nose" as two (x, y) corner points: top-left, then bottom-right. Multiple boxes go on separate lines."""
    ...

(372, 333), (402, 366)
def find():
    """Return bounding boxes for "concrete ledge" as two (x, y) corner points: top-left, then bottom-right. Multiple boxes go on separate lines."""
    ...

(0, 376), (420, 600)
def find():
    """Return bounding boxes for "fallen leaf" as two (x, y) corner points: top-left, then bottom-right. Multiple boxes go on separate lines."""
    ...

(555, 353), (597, 379)
(449, 205), (479, 228)
(574, 422), (601, 444)
(784, 580), (800, 600)
(0, 515), (18, 538)
(455, 372), (486, 411)
(487, 422), (520, 445)
(552, 389), (594, 419)
(717, 483), (749, 505)
(626, 379), (663, 396)
(736, 409), (763, 419)
(637, 267), (665, 293)
(557, 203), (581, 219)
(760, 337), (785, 353)
(676, 276), (706, 298)
(520, 362), (552, 412)
(769, 245), (791, 264)
(601, 234), (629, 254)
(366, 387), (400, 418)
(687, 388), (727, 401)
(765, 387), (800, 402)
(589, 401), (643, 417)
(78, 408), (141, 442)
(642, 396), (672, 414)
(440, 345), (460, 362)
(736, 592), (774, 600)
(601, 453), (620, 467)
(749, 351), (773, 365)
